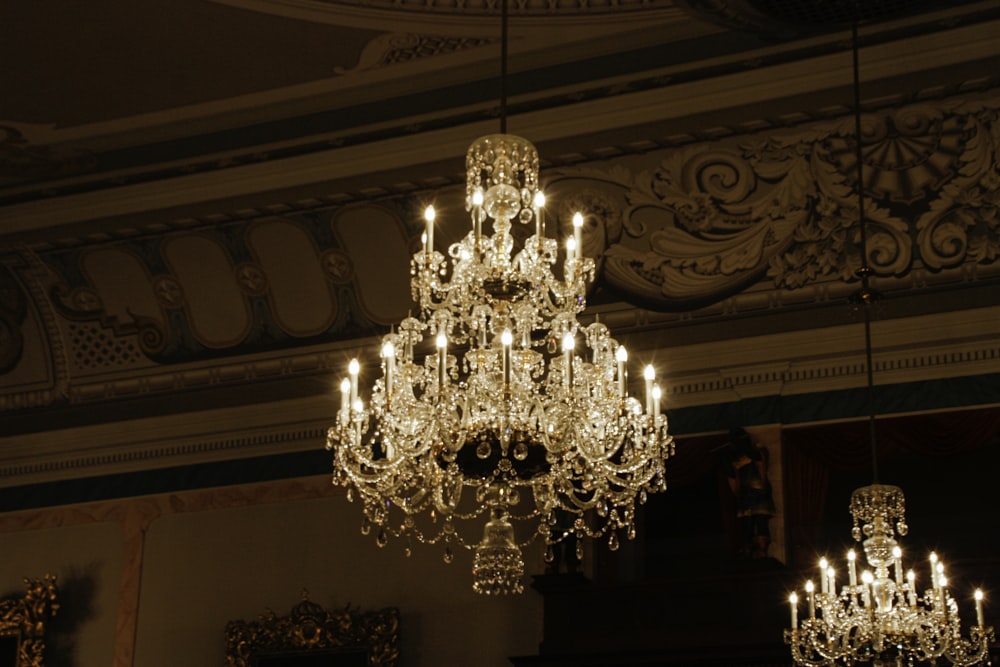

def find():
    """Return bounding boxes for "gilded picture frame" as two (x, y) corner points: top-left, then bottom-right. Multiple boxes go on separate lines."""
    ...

(0, 576), (58, 667)
(224, 593), (398, 667)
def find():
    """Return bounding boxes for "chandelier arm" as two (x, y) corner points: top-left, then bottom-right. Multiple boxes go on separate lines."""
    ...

(943, 629), (994, 666)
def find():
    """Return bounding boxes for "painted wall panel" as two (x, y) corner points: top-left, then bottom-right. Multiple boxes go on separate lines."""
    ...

(162, 235), (251, 348)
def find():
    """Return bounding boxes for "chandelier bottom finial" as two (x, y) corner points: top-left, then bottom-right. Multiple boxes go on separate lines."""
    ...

(471, 509), (525, 596)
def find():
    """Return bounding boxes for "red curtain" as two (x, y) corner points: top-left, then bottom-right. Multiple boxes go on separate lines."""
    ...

(783, 406), (1000, 567)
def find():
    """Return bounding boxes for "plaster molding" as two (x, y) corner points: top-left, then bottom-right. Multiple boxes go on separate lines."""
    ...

(0, 394), (335, 488)
(208, 0), (686, 25)
(0, 307), (995, 487)
(655, 306), (1000, 408)
(2, 19), (997, 236)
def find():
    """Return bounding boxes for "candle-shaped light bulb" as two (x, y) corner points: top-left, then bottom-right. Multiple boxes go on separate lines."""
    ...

(382, 340), (396, 399)
(563, 333), (575, 388)
(907, 570), (916, 606)
(616, 346), (628, 398)
(975, 589), (985, 626)
(652, 384), (662, 420)
(893, 546), (903, 585)
(643, 364), (655, 415)
(789, 592), (799, 629)
(501, 328), (513, 388)
(566, 237), (578, 274)
(936, 562), (945, 591)
(819, 558), (829, 594)
(472, 189), (484, 246)
(805, 580), (816, 618)
(827, 567), (836, 596)
(572, 211), (584, 256)
(352, 398), (363, 436)
(848, 549), (858, 587)
(348, 358), (360, 406)
(339, 377), (351, 416)
(436, 331), (447, 389)
(533, 190), (546, 240)
(423, 205), (435, 257)
(862, 571), (873, 607)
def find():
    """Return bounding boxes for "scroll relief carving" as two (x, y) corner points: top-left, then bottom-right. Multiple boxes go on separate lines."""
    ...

(225, 593), (398, 667)
(549, 95), (1000, 309)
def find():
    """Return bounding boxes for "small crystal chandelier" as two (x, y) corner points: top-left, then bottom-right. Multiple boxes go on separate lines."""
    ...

(325, 2), (673, 595)
(784, 16), (994, 666)
(787, 483), (994, 666)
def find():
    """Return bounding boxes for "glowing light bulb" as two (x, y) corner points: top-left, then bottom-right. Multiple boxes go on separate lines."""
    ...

(616, 346), (628, 398)
(423, 205), (435, 256)
(643, 365), (656, 415)
(572, 211), (583, 253)
(348, 358), (360, 405)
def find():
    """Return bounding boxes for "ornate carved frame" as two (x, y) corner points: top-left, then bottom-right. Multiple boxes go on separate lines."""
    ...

(225, 593), (399, 667)
(0, 576), (58, 667)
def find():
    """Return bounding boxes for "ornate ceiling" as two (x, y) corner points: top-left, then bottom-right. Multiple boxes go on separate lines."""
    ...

(1, 0), (999, 492)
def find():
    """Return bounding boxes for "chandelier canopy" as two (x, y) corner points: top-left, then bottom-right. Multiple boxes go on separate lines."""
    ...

(784, 15), (993, 666)
(326, 134), (674, 594)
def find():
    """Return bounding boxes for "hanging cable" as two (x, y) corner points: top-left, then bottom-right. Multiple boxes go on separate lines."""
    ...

(500, 0), (509, 134)
(850, 17), (880, 484)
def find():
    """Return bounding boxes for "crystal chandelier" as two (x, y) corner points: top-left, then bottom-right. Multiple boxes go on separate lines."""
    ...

(784, 16), (993, 666)
(325, 3), (673, 596)
(786, 484), (994, 666)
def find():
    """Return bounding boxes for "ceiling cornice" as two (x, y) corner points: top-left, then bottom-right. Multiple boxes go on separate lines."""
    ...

(2, 18), (997, 240)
